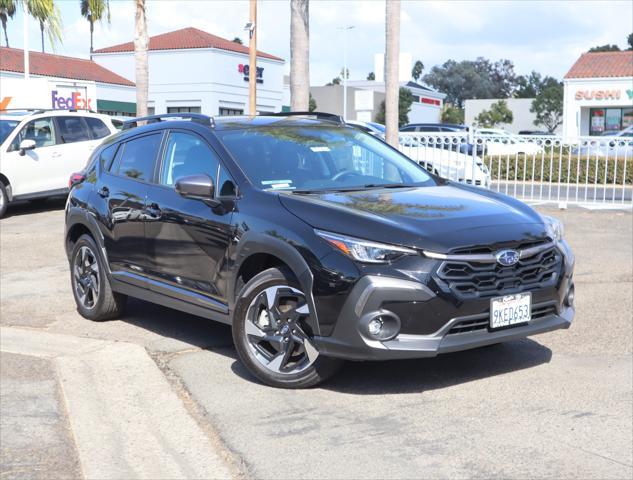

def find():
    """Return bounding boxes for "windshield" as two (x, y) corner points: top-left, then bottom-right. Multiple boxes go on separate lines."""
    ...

(0, 119), (20, 144)
(217, 125), (435, 192)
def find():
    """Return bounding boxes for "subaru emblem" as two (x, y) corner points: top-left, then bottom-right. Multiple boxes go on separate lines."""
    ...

(496, 249), (520, 266)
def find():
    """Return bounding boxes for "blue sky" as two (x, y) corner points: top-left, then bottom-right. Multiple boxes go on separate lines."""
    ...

(3, 0), (632, 85)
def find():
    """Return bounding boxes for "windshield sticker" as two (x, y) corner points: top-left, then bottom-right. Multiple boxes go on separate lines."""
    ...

(261, 180), (293, 189)
(310, 146), (330, 152)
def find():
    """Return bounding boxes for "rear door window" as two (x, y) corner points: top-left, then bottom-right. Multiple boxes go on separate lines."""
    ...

(85, 117), (112, 139)
(56, 116), (91, 144)
(113, 133), (162, 182)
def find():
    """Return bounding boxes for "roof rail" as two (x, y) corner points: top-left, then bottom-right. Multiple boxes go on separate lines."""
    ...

(122, 113), (214, 130)
(267, 111), (344, 124)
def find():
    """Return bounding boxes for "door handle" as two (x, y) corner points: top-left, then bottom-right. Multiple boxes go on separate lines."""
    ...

(97, 186), (109, 198)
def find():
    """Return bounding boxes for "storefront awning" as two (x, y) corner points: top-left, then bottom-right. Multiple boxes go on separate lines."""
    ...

(97, 99), (136, 115)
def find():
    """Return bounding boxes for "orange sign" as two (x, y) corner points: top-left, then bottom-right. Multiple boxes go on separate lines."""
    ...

(0, 96), (12, 110)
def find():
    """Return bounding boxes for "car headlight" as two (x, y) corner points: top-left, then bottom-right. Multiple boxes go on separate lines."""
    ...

(542, 215), (564, 242)
(315, 230), (418, 263)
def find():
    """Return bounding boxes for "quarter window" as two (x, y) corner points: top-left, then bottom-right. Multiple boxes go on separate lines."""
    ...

(114, 134), (162, 181)
(85, 117), (111, 139)
(11, 117), (56, 150)
(56, 116), (91, 143)
(160, 132), (220, 187)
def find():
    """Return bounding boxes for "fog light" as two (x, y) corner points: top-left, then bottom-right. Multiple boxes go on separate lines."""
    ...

(368, 317), (384, 336)
(565, 284), (575, 307)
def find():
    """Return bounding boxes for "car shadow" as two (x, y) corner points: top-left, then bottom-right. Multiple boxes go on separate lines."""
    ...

(121, 298), (552, 394)
(3, 197), (67, 218)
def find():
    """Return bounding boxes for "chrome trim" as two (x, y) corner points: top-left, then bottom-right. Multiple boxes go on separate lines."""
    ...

(423, 241), (555, 263)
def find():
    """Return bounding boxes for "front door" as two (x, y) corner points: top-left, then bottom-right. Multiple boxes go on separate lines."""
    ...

(144, 130), (234, 310)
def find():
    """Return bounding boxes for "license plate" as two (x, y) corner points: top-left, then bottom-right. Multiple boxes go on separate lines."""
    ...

(490, 293), (532, 329)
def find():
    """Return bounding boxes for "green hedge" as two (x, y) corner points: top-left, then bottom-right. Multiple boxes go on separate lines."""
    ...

(483, 155), (633, 184)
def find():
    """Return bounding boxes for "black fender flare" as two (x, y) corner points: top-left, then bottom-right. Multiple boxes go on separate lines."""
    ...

(229, 231), (321, 335)
(65, 208), (111, 273)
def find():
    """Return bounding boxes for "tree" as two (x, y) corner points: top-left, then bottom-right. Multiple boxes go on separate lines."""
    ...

(134, 0), (149, 117)
(28, 0), (62, 53)
(515, 71), (542, 98)
(375, 87), (413, 127)
(384, 0), (400, 146)
(423, 57), (517, 108)
(530, 79), (563, 133)
(588, 44), (620, 53)
(81, 0), (110, 54)
(290, 0), (309, 111)
(232, 36), (243, 44)
(0, 0), (15, 47)
(366, 71), (375, 80)
(475, 100), (513, 128)
(441, 104), (464, 124)
(308, 92), (317, 112)
(326, 76), (341, 86)
(411, 59), (423, 81)
(628, 32), (633, 50)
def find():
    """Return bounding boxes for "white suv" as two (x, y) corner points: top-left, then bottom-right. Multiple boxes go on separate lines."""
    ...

(0, 110), (118, 217)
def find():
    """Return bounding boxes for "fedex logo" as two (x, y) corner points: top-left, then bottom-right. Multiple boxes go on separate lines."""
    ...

(51, 90), (93, 110)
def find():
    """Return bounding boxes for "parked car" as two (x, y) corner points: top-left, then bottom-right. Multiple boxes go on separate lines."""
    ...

(400, 123), (468, 133)
(399, 137), (491, 187)
(572, 125), (633, 157)
(0, 109), (118, 217)
(65, 112), (575, 389)
(476, 128), (544, 156)
(518, 130), (555, 136)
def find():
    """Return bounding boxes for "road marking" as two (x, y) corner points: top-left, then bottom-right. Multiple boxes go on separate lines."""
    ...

(1, 327), (233, 480)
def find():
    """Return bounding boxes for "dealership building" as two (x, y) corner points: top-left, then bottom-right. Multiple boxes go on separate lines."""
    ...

(92, 27), (285, 116)
(0, 47), (136, 115)
(562, 51), (633, 137)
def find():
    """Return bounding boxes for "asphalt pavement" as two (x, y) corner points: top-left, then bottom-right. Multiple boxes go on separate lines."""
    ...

(0, 198), (631, 479)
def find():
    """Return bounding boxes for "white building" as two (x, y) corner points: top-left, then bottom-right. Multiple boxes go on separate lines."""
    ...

(464, 98), (558, 134)
(562, 51), (633, 137)
(92, 27), (285, 116)
(0, 47), (136, 115)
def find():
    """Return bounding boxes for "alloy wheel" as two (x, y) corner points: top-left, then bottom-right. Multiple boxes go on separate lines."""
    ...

(73, 246), (100, 309)
(245, 285), (319, 374)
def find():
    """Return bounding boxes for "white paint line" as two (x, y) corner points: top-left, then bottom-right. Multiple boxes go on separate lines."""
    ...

(1, 327), (232, 480)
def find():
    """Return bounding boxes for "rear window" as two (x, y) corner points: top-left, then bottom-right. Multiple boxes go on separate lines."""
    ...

(113, 133), (162, 182)
(57, 116), (90, 143)
(85, 117), (111, 139)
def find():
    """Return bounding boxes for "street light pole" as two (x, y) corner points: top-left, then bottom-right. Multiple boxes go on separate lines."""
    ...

(341, 25), (354, 121)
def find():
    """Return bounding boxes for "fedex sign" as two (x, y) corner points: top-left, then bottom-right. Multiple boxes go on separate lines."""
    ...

(51, 90), (93, 110)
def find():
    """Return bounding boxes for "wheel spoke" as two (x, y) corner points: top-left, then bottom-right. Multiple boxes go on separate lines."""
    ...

(245, 319), (267, 339)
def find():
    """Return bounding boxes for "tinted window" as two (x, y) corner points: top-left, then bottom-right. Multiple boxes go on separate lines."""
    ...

(419, 126), (439, 132)
(99, 144), (119, 170)
(160, 132), (219, 186)
(11, 117), (56, 150)
(116, 134), (162, 181)
(57, 116), (90, 143)
(400, 125), (417, 132)
(85, 117), (111, 139)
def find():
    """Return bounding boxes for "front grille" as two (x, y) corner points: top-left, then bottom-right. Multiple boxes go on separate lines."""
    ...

(447, 304), (558, 335)
(436, 244), (562, 300)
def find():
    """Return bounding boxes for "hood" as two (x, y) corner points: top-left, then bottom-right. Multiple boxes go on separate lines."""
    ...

(279, 184), (549, 253)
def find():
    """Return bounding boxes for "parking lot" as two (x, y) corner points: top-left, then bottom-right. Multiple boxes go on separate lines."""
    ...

(1, 199), (632, 479)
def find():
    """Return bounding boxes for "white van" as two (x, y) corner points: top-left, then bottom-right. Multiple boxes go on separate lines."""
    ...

(0, 109), (118, 217)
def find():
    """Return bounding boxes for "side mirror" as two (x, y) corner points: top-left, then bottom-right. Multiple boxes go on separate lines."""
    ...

(175, 174), (216, 201)
(19, 139), (36, 156)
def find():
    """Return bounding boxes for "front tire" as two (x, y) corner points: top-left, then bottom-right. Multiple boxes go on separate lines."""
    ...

(232, 267), (343, 388)
(70, 234), (126, 321)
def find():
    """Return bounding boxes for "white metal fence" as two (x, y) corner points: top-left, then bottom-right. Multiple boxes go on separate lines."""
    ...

(397, 132), (633, 206)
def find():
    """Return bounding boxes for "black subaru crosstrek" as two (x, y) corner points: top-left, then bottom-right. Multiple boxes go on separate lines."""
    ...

(65, 112), (575, 388)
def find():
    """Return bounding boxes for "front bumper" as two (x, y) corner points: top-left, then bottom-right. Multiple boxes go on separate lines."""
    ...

(313, 274), (574, 361)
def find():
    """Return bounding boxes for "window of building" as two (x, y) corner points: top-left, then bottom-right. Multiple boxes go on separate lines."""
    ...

(56, 116), (91, 143)
(219, 107), (244, 116)
(166, 106), (201, 114)
(590, 107), (631, 135)
(160, 132), (220, 187)
(147, 107), (155, 115)
(10, 117), (56, 150)
(113, 133), (162, 182)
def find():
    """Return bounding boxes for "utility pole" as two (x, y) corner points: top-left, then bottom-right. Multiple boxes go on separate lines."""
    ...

(23, 0), (29, 80)
(248, 0), (257, 115)
(341, 25), (354, 121)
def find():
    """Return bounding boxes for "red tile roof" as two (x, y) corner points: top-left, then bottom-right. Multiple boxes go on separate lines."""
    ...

(93, 27), (284, 61)
(0, 47), (135, 86)
(564, 51), (633, 79)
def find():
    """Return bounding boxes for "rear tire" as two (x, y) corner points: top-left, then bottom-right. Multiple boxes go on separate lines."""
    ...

(70, 234), (126, 321)
(232, 267), (343, 388)
(0, 183), (8, 218)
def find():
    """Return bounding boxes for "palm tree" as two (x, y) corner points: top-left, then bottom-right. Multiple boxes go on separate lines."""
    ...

(384, 0), (400, 147)
(0, 0), (16, 47)
(134, 0), (149, 117)
(80, 0), (110, 54)
(27, 0), (62, 53)
(290, 0), (309, 111)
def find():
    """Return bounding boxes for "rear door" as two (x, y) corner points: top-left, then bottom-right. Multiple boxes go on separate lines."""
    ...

(144, 129), (234, 309)
(53, 116), (95, 188)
